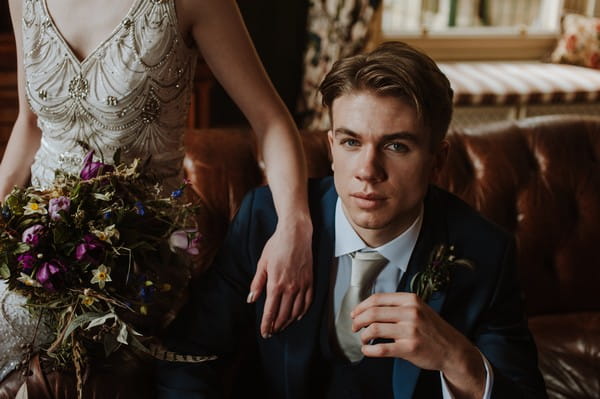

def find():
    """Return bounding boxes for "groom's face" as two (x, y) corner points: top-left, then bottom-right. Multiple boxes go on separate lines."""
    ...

(328, 90), (445, 247)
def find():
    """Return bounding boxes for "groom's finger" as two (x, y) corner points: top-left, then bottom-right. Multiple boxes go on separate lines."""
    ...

(351, 292), (420, 318)
(352, 306), (402, 332)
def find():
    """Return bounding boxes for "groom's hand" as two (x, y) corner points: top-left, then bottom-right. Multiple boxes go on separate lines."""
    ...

(351, 292), (485, 399)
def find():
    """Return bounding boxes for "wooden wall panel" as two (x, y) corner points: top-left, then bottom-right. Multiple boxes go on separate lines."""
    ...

(0, 34), (17, 159)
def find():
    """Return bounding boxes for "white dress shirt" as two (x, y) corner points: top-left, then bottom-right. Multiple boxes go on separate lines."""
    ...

(333, 198), (493, 398)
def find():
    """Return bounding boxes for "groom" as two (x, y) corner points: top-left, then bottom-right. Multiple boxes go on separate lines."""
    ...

(156, 42), (547, 398)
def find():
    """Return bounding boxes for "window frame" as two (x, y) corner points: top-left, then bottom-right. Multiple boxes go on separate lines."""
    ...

(372, 0), (597, 61)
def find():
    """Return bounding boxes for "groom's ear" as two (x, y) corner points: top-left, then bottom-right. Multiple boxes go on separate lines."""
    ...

(327, 130), (334, 172)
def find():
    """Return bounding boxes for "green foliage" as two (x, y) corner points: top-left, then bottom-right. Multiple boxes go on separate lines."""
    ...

(410, 244), (474, 302)
(0, 153), (200, 371)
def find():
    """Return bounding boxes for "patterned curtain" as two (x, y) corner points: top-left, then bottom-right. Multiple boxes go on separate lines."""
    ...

(297, 0), (381, 130)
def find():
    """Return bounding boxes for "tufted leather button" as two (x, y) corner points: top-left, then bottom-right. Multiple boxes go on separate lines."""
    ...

(180, 115), (600, 399)
(436, 116), (600, 317)
(529, 312), (600, 398)
(3, 115), (595, 397)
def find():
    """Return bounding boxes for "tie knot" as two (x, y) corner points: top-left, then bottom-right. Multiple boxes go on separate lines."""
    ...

(350, 251), (388, 288)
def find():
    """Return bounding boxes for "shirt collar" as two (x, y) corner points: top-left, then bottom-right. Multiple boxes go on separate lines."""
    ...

(334, 198), (424, 274)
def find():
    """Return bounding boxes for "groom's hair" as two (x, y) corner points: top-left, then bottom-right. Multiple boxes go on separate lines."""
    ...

(319, 41), (453, 149)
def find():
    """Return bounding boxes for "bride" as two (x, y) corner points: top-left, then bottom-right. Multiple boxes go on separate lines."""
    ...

(0, 0), (314, 386)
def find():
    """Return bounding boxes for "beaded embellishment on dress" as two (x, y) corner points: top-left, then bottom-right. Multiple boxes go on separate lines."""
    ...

(0, 0), (198, 382)
(0, 284), (52, 381)
(23, 0), (198, 191)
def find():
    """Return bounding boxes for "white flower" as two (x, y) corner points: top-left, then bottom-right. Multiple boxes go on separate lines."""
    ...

(122, 158), (140, 177)
(93, 192), (114, 201)
(17, 272), (42, 287)
(90, 264), (112, 289)
(80, 295), (96, 307)
(23, 202), (48, 215)
(169, 228), (201, 255)
(92, 224), (120, 243)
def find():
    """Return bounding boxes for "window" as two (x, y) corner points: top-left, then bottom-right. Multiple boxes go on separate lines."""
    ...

(376, 0), (599, 60)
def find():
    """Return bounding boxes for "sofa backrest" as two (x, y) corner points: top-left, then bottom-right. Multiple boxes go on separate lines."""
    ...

(437, 115), (600, 316)
(184, 115), (600, 317)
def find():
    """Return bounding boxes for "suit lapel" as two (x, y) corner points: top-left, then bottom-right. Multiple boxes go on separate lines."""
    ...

(393, 187), (449, 399)
(283, 180), (337, 398)
(281, 183), (452, 399)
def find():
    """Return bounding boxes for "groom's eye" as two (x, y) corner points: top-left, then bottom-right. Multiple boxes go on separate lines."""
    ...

(385, 142), (409, 153)
(340, 138), (360, 147)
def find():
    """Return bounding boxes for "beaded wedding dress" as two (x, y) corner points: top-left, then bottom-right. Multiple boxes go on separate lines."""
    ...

(0, 0), (198, 380)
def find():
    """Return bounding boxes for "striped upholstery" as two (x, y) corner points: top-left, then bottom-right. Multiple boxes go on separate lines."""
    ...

(438, 61), (600, 106)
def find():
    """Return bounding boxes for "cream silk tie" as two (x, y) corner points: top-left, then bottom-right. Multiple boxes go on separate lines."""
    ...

(335, 251), (389, 362)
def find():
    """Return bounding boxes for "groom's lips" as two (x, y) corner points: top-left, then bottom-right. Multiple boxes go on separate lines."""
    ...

(350, 192), (387, 209)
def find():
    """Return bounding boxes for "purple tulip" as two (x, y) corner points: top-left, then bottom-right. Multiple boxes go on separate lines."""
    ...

(48, 196), (71, 221)
(36, 260), (65, 291)
(169, 229), (201, 256)
(22, 224), (45, 247)
(80, 150), (114, 180)
(75, 234), (104, 265)
(17, 252), (37, 273)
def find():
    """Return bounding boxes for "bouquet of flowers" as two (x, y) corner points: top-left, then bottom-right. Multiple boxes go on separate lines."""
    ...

(0, 150), (206, 393)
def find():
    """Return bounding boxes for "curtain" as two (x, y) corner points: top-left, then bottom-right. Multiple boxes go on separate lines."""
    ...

(296, 0), (381, 130)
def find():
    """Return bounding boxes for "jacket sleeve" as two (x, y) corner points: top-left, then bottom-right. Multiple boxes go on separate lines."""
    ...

(155, 189), (262, 399)
(474, 238), (548, 399)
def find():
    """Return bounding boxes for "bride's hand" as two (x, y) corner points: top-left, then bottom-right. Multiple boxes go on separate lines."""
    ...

(248, 215), (313, 338)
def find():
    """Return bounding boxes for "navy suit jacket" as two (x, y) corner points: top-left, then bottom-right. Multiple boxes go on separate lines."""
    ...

(156, 177), (547, 398)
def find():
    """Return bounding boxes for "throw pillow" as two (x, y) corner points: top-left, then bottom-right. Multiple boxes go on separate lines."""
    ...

(550, 13), (600, 69)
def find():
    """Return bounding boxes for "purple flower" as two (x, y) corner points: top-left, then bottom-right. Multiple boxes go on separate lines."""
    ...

(80, 150), (114, 180)
(22, 224), (45, 247)
(48, 196), (71, 221)
(36, 259), (65, 291)
(171, 189), (183, 199)
(169, 229), (201, 256)
(17, 252), (37, 273)
(75, 234), (104, 265)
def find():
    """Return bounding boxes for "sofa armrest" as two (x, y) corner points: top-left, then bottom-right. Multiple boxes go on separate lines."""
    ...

(529, 312), (600, 399)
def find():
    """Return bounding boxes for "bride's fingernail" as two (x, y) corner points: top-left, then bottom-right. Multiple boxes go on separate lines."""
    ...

(246, 292), (254, 303)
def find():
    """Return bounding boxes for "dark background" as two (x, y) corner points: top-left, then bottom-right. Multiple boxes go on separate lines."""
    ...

(1, 1), (11, 33)
(212, 0), (308, 126)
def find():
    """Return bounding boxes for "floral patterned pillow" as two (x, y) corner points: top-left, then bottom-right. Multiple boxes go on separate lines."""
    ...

(550, 13), (600, 69)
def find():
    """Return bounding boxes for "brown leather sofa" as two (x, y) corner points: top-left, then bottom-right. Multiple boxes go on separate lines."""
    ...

(2, 115), (598, 398)
(185, 115), (600, 399)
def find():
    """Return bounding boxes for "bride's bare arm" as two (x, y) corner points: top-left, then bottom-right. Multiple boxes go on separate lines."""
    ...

(0, 0), (42, 199)
(178, 0), (314, 338)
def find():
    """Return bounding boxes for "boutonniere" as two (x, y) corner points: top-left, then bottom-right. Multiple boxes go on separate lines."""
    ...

(410, 244), (474, 302)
